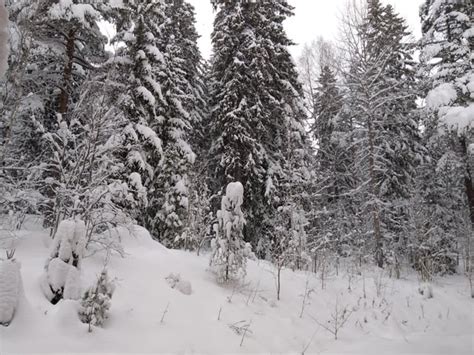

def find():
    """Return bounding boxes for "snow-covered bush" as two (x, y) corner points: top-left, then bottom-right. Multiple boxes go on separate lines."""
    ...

(78, 269), (115, 332)
(165, 273), (192, 295)
(210, 182), (249, 283)
(0, 250), (23, 326)
(41, 219), (86, 304)
(418, 282), (434, 299)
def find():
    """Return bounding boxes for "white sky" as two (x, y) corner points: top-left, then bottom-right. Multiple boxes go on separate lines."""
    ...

(188, 0), (425, 59)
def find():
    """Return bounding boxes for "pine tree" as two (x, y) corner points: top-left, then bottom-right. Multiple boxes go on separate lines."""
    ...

(208, 0), (310, 249)
(0, 0), (111, 230)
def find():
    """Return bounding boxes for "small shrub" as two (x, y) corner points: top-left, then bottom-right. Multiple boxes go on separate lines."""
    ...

(78, 269), (115, 332)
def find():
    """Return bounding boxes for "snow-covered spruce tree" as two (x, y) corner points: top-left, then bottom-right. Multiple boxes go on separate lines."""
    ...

(341, 0), (423, 269)
(79, 269), (115, 332)
(106, 1), (165, 222)
(41, 219), (86, 304)
(312, 66), (342, 172)
(414, 0), (473, 275)
(308, 66), (358, 262)
(297, 37), (341, 119)
(208, 0), (310, 249)
(210, 182), (249, 283)
(168, 1), (210, 251)
(143, 0), (201, 248)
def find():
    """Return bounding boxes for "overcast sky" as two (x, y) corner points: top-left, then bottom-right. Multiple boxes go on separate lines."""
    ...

(188, 0), (425, 60)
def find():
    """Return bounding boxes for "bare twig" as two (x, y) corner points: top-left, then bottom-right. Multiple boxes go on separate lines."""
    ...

(160, 302), (170, 324)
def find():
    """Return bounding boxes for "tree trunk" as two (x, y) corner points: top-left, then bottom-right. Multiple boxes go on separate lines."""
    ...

(59, 28), (76, 116)
(277, 265), (281, 301)
(460, 137), (474, 225)
(368, 115), (384, 268)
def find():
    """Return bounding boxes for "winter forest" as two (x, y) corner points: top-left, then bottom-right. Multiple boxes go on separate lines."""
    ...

(0, 0), (473, 353)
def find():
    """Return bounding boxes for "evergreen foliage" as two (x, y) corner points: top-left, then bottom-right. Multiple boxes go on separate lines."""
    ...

(210, 182), (249, 283)
(79, 269), (115, 332)
(416, 0), (473, 275)
(342, 0), (423, 269)
(207, 0), (311, 250)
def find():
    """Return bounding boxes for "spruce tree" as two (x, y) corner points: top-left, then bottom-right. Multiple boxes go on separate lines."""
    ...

(79, 269), (115, 332)
(208, 0), (310, 250)
(416, 0), (473, 274)
(309, 66), (357, 260)
(210, 182), (248, 283)
(144, 0), (201, 248)
(107, 1), (166, 221)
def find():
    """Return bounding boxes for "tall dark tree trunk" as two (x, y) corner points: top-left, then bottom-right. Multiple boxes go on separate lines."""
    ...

(59, 28), (76, 116)
(368, 114), (383, 268)
(460, 137), (474, 225)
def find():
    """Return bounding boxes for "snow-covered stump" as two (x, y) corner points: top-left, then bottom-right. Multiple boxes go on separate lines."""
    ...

(0, 252), (23, 326)
(41, 219), (86, 304)
(210, 182), (251, 283)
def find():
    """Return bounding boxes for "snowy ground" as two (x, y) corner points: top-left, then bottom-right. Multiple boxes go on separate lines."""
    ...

(1, 217), (473, 354)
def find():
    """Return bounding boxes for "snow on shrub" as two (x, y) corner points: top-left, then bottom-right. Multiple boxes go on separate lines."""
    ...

(418, 282), (434, 299)
(165, 273), (192, 295)
(0, 251), (23, 326)
(426, 83), (458, 109)
(78, 269), (115, 332)
(41, 219), (86, 304)
(209, 182), (249, 283)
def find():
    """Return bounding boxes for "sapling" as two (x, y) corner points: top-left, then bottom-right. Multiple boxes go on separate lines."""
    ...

(240, 319), (252, 347)
(374, 270), (387, 298)
(299, 278), (314, 318)
(228, 320), (253, 346)
(209, 182), (248, 283)
(251, 279), (261, 303)
(311, 298), (352, 340)
(78, 269), (115, 332)
(227, 284), (237, 303)
(160, 302), (170, 324)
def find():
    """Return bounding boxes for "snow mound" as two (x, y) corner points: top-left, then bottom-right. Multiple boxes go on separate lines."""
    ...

(112, 225), (167, 252)
(165, 273), (192, 295)
(42, 219), (87, 303)
(0, 259), (23, 325)
(50, 300), (84, 332)
(2, 220), (473, 354)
